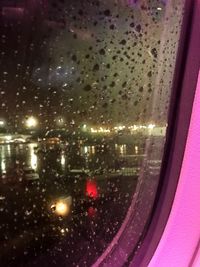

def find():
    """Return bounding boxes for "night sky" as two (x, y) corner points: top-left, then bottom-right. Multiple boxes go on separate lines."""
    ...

(0, 0), (183, 130)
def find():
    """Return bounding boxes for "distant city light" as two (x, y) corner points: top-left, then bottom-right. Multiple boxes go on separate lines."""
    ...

(148, 124), (156, 129)
(114, 125), (126, 131)
(91, 127), (110, 133)
(128, 125), (138, 131)
(26, 117), (38, 128)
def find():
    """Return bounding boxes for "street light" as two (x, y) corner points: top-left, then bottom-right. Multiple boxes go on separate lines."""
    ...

(25, 116), (38, 128)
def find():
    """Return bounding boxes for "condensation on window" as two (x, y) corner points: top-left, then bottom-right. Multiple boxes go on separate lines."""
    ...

(0, 1), (184, 266)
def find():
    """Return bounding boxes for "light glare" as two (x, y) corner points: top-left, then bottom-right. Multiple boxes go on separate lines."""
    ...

(26, 117), (38, 128)
(52, 201), (69, 216)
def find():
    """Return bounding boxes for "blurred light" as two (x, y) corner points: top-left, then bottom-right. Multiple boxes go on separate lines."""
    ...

(51, 201), (70, 216)
(26, 117), (38, 128)
(6, 144), (11, 155)
(91, 146), (95, 154)
(91, 127), (97, 133)
(114, 125), (126, 131)
(148, 124), (156, 129)
(13, 138), (26, 143)
(30, 144), (38, 170)
(88, 207), (97, 218)
(119, 144), (127, 155)
(61, 153), (65, 169)
(135, 145), (139, 154)
(82, 124), (87, 130)
(128, 125), (139, 131)
(1, 160), (6, 173)
(91, 127), (110, 133)
(5, 136), (12, 141)
(86, 180), (98, 199)
(57, 117), (65, 126)
(84, 146), (89, 154)
(0, 120), (5, 126)
(157, 7), (162, 10)
(60, 228), (69, 235)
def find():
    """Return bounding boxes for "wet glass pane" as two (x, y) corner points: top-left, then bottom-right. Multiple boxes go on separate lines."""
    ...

(0, 0), (184, 266)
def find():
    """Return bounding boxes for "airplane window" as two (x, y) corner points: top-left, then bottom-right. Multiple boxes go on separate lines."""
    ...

(0, 0), (185, 266)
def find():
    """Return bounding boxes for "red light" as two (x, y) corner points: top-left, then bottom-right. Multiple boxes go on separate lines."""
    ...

(88, 207), (97, 218)
(86, 179), (98, 199)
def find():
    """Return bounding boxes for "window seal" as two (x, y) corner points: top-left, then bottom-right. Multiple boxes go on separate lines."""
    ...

(129, 0), (200, 266)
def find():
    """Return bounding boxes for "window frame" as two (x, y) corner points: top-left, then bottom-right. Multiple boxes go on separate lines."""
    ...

(93, 0), (200, 266)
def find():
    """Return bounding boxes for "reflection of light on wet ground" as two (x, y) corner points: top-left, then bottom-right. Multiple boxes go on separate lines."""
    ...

(0, 146), (7, 173)
(29, 143), (38, 170)
(84, 146), (88, 154)
(1, 159), (6, 173)
(119, 144), (127, 155)
(61, 153), (65, 169)
(115, 144), (127, 155)
(81, 146), (96, 156)
(6, 144), (11, 156)
(91, 146), (95, 154)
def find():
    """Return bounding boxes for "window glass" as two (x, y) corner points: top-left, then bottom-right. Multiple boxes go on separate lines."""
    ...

(0, 1), (184, 266)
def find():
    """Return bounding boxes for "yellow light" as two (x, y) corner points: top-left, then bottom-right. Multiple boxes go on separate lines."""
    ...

(148, 124), (155, 129)
(61, 154), (65, 167)
(91, 127), (110, 133)
(51, 201), (69, 216)
(30, 143), (38, 170)
(91, 127), (96, 133)
(26, 117), (38, 128)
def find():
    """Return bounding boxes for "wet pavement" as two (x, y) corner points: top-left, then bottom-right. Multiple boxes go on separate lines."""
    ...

(0, 142), (139, 266)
